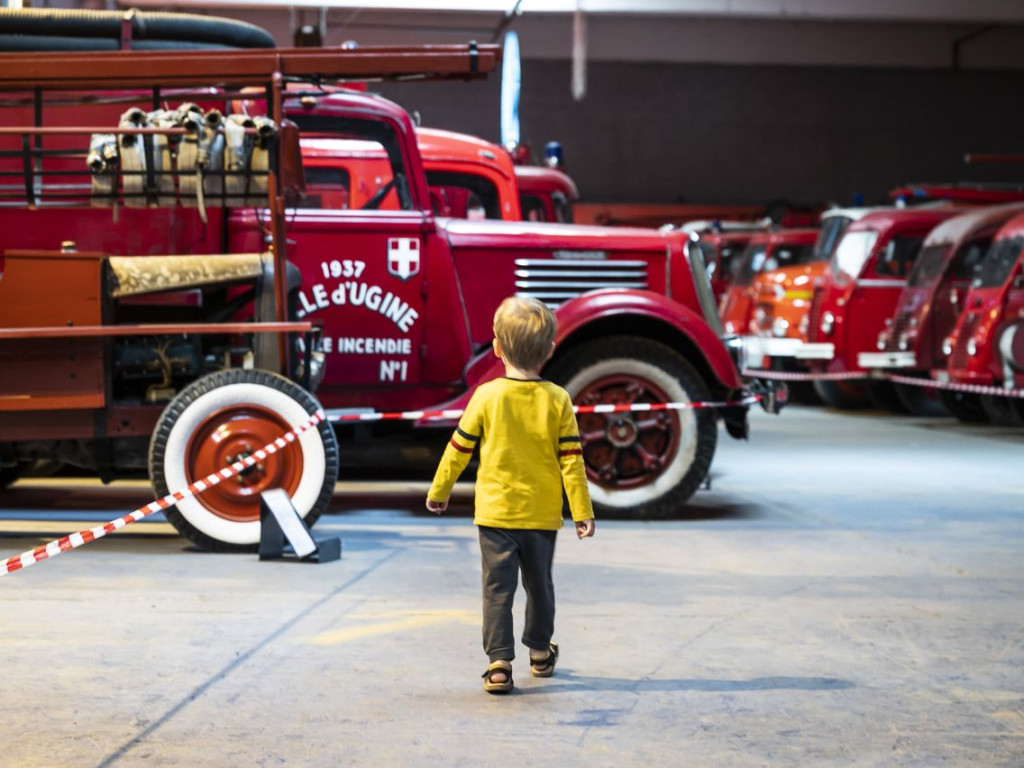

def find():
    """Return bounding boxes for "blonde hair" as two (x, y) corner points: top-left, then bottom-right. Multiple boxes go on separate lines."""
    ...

(493, 296), (556, 372)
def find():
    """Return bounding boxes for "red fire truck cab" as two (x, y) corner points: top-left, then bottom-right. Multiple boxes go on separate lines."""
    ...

(281, 90), (766, 519)
(797, 206), (964, 409)
(860, 203), (1024, 417)
(944, 211), (1024, 425)
(514, 164), (578, 223)
(718, 229), (818, 340)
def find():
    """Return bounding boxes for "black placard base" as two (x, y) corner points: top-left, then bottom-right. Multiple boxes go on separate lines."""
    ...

(258, 488), (341, 564)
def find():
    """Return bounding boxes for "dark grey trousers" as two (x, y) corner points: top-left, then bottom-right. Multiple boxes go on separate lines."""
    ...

(478, 526), (558, 662)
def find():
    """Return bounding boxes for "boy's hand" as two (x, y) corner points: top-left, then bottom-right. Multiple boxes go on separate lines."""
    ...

(425, 498), (448, 514)
(575, 518), (595, 539)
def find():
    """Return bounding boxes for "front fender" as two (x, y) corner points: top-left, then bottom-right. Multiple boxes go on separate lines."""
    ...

(554, 289), (743, 390)
(423, 288), (743, 426)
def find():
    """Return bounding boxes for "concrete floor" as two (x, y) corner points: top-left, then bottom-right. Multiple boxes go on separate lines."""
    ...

(0, 405), (1022, 767)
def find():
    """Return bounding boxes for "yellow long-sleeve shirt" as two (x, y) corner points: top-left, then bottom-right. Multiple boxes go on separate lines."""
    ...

(428, 377), (594, 530)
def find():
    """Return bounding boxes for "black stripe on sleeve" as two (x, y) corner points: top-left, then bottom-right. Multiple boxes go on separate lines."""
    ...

(558, 436), (581, 443)
(457, 426), (481, 442)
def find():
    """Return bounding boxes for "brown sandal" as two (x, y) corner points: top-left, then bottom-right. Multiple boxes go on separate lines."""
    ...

(530, 643), (559, 678)
(482, 660), (513, 694)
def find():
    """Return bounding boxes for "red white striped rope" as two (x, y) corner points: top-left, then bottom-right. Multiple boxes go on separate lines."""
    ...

(742, 369), (869, 382)
(329, 395), (762, 424)
(743, 368), (1024, 399)
(885, 373), (1024, 400)
(0, 394), (760, 577)
(0, 410), (326, 577)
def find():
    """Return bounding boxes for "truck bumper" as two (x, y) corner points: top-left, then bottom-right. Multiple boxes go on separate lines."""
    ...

(858, 351), (915, 369)
(742, 335), (804, 365)
(794, 342), (835, 361)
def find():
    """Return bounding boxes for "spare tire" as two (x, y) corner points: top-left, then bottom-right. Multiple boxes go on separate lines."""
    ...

(0, 8), (275, 51)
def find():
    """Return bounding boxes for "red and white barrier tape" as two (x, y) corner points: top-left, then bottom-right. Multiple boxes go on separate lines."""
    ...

(328, 395), (761, 424)
(0, 394), (759, 577)
(743, 368), (1024, 399)
(0, 410), (326, 577)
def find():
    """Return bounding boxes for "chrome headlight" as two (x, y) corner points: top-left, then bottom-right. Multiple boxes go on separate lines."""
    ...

(876, 331), (887, 351)
(820, 311), (835, 336)
(723, 335), (748, 372)
(942, 337), (953, 356)
(772, 317), (789, 338)
(967, 338), (978, 357)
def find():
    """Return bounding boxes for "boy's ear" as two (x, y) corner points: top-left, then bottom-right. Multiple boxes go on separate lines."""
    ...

(545, 340), (556, 362)
(492, 338), (502, 359)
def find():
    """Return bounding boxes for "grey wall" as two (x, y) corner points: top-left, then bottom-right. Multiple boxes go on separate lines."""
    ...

(377, 59), (1024, 208)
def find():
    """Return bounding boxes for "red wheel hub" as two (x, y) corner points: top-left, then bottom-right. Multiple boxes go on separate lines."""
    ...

(575, 375), (681, 490)
(184, 405), (304, 522)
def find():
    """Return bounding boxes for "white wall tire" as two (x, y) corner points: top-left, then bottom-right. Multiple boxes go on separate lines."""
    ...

(149, 369), (339, 552)
(546, 337), (717, 519)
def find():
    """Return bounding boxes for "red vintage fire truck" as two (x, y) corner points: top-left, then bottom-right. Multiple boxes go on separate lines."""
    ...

(944, 211), (1024, 425)
(0, 29), (772, 550)
(797, 206), (965, 409)
(514, 164), (578, 223)
(859, 203), (1024, 417)
(718, 229), (819, 339)
(683, 223), (773, 303)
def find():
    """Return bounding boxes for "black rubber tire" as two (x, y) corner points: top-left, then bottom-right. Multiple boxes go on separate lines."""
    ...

(149, 369), (339, 552)
(980, 394), (1024, 427)
(813, 378), (871, 410)
(545, 336), (718, 520)
(0, 462), (27, 490)
(786, 379), (824, 405)
(893, 381), (949, 417)
(939, 390), (989, 424)
(769, 358), (822, 405)
(867, 380), (909, 414)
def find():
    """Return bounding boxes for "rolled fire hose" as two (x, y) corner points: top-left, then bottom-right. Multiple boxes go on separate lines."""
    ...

(86, 132), (118, 206)
(117, 107), (148, 208)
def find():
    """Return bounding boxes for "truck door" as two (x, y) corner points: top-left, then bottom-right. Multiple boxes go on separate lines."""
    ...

(284, 113), (433, 401)
(850, 232), (924, 360)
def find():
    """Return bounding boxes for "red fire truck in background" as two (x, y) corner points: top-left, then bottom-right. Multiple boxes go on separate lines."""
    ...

(797, 206), (966, 409)
(859, 203), (1024, 417)
(944, 211), (1024, 425)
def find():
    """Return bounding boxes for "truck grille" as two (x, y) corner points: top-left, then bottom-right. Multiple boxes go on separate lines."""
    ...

(951, 314), (980, 369)
(884, 308), (914, 352)
(513, 259), (648, 308)
(806, 285), (825, 342)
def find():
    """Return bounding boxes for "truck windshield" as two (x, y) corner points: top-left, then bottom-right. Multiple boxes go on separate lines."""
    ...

(426, 170), (501, 219)
(907, 244), (951, 287)
(520, 194), (547, 221)
(290, 113), (413, 210)
(949, 238), (992, 281)
(764, 243), (815, 270)
(730, 244), (767, 286)
(551, 192), (574, 223)
(813, 215), (853, 261)
(975, 236), (1024, 288)
(875, 235), (923, 278)
(832, 230), (879, 281)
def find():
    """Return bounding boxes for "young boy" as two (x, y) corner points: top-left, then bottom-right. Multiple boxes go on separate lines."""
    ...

(426, 296), (596, 694)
